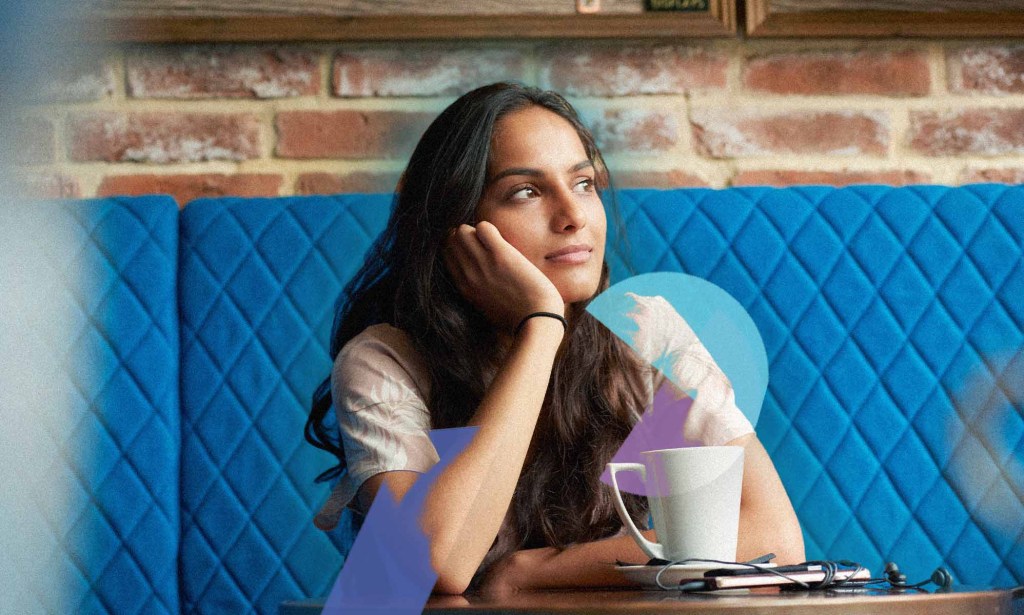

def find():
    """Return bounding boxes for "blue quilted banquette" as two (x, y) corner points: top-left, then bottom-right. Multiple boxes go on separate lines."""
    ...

(9, 185), (1022, 613)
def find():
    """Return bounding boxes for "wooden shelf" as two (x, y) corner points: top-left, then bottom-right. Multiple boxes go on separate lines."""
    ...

(747, 0), (1024, 37)
(75, 0), (736, 42)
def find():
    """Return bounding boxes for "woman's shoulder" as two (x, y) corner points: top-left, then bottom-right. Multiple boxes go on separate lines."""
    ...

(344, 322), (417, 351)
(336, 322), (427, 360)
(333, 323), (431, 398)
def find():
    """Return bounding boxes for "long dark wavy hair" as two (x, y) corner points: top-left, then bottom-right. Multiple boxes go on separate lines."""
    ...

(305, 81), (650, 580)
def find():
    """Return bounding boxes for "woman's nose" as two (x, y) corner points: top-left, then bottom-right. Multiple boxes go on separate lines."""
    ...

(551, 186), (587, 232)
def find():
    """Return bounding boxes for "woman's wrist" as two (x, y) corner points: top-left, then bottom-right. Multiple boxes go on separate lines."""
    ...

(514, 311), (567, 337)
(514, 314), (567, 341)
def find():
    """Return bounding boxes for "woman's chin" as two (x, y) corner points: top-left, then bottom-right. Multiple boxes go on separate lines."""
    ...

(549, 265), (604, 306)
(558, 283), (602, 306)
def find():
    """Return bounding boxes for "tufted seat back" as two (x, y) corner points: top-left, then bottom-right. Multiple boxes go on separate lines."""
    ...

(11, 185), (1021, 613)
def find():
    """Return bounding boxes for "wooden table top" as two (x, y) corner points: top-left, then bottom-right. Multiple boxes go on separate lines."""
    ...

(282, 585), (1023, 614)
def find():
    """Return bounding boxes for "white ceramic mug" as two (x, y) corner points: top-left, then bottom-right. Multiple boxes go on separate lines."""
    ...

(607, 446), (744, 562)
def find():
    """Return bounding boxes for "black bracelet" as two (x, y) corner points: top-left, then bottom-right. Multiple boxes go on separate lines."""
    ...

(514, 312), (568, 337)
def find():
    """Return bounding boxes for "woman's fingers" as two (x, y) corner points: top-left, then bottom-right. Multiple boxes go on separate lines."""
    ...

(451, 224), (489, 265)
(472, 221), (503, 253)
(445, 224), (490, 295)
(473, 222), (535, 271)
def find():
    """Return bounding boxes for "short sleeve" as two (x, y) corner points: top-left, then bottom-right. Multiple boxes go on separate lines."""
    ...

(626, 293), (755, 447)
(313, 324), (440, 531)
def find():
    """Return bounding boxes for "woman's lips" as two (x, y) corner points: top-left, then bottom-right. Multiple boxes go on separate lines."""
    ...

(545, 245), (593, 264)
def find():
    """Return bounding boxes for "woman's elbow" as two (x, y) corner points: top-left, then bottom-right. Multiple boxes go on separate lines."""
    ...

(430, 552), (474, 595)
(432, 574), (470, 596)
(782, 528), (806, 564)
(738, 504), (805, 564)
(424, 524), (487, 594)
(772, 517), (806, 564)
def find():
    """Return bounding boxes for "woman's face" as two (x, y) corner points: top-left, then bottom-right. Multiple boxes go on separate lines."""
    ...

(475, 105), (607, 305)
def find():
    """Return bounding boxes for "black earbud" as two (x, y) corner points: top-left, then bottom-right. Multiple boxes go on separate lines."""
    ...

(884, 562), (907, 586)
(930, 567), (953, 590)
(882, 561), (953, 590)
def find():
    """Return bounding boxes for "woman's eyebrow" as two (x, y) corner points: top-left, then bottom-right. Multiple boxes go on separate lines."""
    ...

(489, 160), (593, 184)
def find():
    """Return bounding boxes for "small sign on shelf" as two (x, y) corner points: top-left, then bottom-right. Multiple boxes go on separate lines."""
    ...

(646, 0), (709, 11)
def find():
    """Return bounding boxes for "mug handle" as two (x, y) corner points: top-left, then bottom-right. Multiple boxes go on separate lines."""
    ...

(607, 462), (663, 561)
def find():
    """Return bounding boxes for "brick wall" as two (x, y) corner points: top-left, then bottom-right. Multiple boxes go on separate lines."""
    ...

(13, 40), (1024, 205)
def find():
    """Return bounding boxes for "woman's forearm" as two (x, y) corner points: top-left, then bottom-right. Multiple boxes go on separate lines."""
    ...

(420, 317), (565, 594)
(530, 529), (658, 589)
(485, 529), (657, 594)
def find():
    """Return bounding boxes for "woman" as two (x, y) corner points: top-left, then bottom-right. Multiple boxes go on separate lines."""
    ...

(306, 82), (804, 595)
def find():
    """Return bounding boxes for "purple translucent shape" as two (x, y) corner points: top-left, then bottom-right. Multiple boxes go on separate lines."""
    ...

(322, 426), (477, 614)
(600, 380), (701, 496)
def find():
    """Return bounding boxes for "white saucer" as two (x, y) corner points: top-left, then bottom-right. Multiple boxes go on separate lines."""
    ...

(615, 562), (776, 590)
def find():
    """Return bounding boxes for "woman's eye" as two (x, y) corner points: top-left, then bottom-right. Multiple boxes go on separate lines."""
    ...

(574, 178), (595, 193)
(510, 186), (537, 200)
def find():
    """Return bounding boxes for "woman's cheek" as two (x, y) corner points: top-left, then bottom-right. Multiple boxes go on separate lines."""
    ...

(495, 228), (533, 260)
(485, 215), (515, 244)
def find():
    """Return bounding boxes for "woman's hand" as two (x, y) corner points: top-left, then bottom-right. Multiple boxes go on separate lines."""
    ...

(444, 221), (565, 332)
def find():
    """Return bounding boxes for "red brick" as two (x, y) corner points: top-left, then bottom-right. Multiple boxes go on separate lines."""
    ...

(732, 169), (930, 187)
(98, 174), (282, 207)
(17, 174), (81, 199)
(612, 169), (708, 188)
(333, 48), (525, 97)
(127, 45), (320, 99)
(539, 44), (727, 96)
(909, 108), (1024, 156)
(588, 108), (678, 155)
(30, 56), (115, 103)
(67, 112), (262, 163)
(275, 110), (433, 159)
(948, 46), (1024, 95)
(691, 109), (889, 158)
(743, 49), (930, 96)
(959, 168), (1024, 184)
(295, 172), (401, 194)
(7, 117), (55, 165)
